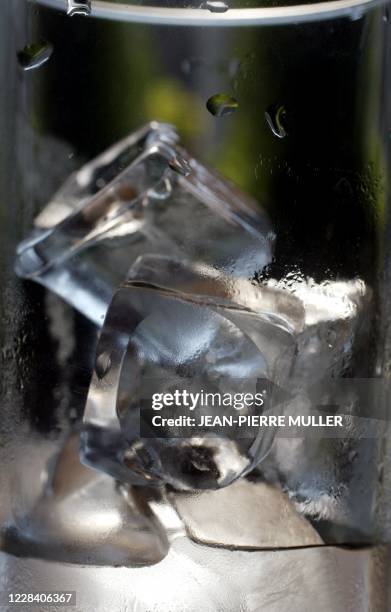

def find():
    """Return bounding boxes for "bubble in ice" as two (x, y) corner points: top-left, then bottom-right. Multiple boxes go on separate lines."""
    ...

(148, 177), (173, 200)
(265, 104), (288, 139)
(17, 41), (53, 71)
(95, 351), (112, 380)
(201, 0), (229, 12)
(67, 0), (91, 16)
(206, 93), (238, 117)
(168, 155), (192, 177)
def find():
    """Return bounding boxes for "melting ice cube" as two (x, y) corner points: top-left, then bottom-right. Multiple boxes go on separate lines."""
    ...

(5, 433), (170, 566)
(170, 477), (322, 548)
(15, 122), (273, 326)
(80, 256), (296, 491)
(265, 275), (371, 381)
(258, 274), (377, 542)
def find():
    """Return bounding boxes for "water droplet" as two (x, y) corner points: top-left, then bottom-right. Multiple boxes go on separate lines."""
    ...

(265, 104), (288, 139)
(67, 0), (91, 16)
(169, 156), (192, 177)
(335, 177), (353, 197)
(201, 0), (229, 13)
(95, 351), (111, 380)
(206, 93), (238, 117)
(17, 41), (53, 71)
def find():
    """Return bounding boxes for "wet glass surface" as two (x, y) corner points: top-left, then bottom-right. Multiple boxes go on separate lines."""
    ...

(0, 0), (391, 582)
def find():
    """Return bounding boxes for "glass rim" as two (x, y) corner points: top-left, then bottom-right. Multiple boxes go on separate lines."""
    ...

(37, 0), (386, 26)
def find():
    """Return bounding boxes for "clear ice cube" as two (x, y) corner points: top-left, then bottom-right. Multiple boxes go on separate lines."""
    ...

(170, 477), (322, 548)
(5, 434), (170, 566)
(15, 122), (273, 325)
(264, 276), (371, 381)
(81, 256), (296, 491)
(258, 275), (377, 541)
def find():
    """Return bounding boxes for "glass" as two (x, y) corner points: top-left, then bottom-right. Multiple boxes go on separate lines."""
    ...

(1, 0), (391, 608)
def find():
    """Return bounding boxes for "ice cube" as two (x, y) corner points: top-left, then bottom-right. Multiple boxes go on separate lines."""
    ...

(5, 433), (170, 566)
(81, 256), (295, 491)
(170, 477), (322, 548)
(260, 407), (382, 543)
(265, 276), (371, 379)
(256, 275), (378, 542)
(15, 122), (273, 325)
